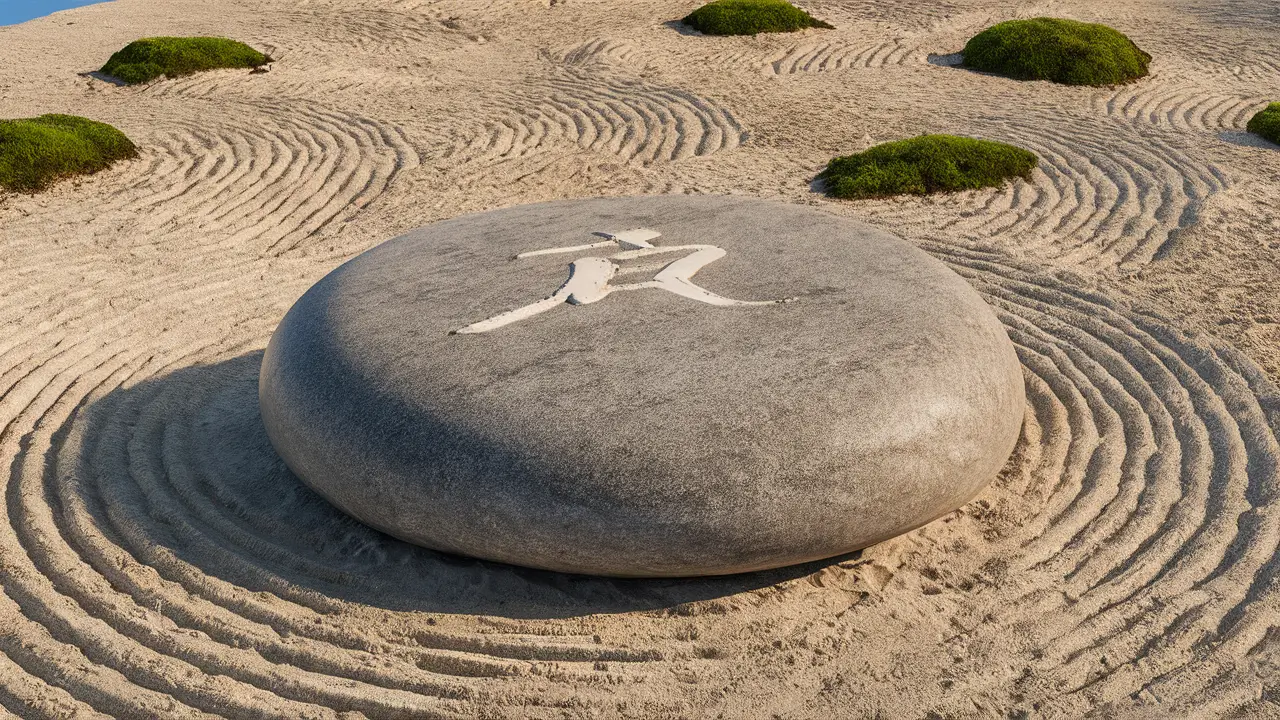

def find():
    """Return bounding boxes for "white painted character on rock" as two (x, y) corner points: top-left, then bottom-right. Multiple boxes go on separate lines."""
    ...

(455, 228), (791, 334)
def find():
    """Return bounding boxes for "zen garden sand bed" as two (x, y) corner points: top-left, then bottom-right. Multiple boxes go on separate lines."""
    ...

(2, 0), (1280, 717)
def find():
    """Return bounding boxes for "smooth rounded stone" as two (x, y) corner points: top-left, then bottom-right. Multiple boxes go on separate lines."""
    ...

(259, 196), (1026, 577)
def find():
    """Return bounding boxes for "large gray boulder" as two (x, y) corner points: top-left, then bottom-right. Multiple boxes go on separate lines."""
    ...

(259, 196), (1025, 577)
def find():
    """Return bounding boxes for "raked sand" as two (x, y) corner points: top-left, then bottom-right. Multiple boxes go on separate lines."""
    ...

(2, 0), (1280, 717)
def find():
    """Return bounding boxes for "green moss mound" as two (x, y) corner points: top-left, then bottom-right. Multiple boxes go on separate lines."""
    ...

(1248, 103), (1280, 145)
(100, 37), (271, 85)
(682, 0), (833, 36)
(962, 18), (1151, 86)
(0, 114), (138, 193)
(818, 135), (1038, 200)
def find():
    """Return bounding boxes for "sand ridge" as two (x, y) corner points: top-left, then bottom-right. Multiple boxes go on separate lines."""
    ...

(2, 0), (1280, 716)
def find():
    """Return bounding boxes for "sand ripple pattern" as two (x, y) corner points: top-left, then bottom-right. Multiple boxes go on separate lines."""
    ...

(759, 38), (923, 74)
(858, 116), (1229, 271)
(1096, 75), (1272, 133)
(271, 6), (485, 56)
(677, 37), (924, 75)
(0, 242), (1277, 716)
(913, 246), (1280, 717)
(440, 70), (746, 171)
(560, 38), (642, 67)
(134, 104), (416, 255)
(1223, 58), (1280, 84)
(0, 351), (720, 718)
(4, 101), (419, 257)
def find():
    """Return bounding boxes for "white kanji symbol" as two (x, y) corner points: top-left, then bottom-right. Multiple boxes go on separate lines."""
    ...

(455, 228), (791, 334)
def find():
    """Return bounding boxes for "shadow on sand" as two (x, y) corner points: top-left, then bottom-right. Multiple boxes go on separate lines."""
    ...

(78, 70), (126, 85)
(1219, 128), (1278, 149)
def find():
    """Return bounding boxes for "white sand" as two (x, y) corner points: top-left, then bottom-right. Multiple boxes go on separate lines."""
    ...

(2, 0), (1280, 717)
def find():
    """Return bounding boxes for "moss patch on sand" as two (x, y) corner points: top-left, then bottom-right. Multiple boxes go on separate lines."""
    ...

(682, 0), (832, 36)
(819, 134), (1037, 200)
(100, 37), (271, 85)
(962, 18), (1151, 86)
(1248, 103), (1280, 145)
(0, 114), (138, 193)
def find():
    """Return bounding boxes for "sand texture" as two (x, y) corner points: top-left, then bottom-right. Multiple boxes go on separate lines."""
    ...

(2, 0), (1280, 717)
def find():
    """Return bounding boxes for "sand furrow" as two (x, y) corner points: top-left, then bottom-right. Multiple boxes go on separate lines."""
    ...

(902, 245), (1280, 715)
(3, 343), (666, 717)
(2, 101), (416, 260)
(710, 38), (925, 75)
(442, 69), (745, 175)
(560, 38), (641, 68)
(1086, 56), (1278, 144)
(1, 341), (479, 718)
(852, 115), (1229, 273)
(0, 647), (112, 720)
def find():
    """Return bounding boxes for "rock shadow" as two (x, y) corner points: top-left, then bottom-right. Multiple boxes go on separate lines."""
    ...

(662, 20), (704, 37)
(79, 71), (127, 86)
(64, 351), (856, 619)
(1219, 129), (1278, 149)
(925, 52), (963, 67)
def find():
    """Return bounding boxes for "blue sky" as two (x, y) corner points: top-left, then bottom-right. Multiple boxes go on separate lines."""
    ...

(0, 0), (111, 26)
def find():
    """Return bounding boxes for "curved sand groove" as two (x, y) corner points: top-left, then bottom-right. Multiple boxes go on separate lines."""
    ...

(0, 353), (804, 718)
(659, 6), (1021, 76)
(239, 0), (491, 57)
(2, 244), (1278, 716)
(1182, 0), (1280, 29)
(916, 245), (1280, 717)
(439, 69), (746, 172)
(560, 38), (643, 67)
(728, 4), (1048, 76)
(147, 64), (447, 105)
(274, 8), (493, 55)
(759, 38), (924, 74)
(137, 105), (417, 256)
(669, 35), (927, 75)
(3, 100), (417, 258)
(851, 115), (1229, 272)
(1095, 73), (1273, 133)
(1223, 58), (1280, 84)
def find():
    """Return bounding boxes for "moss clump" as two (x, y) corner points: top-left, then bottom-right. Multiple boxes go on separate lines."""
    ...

(818, 135), (1038, 200)
(0, 114), (138, 193)
(682, 0), (832, 36)
(1247, 103), (1280, 145)
(100, 37), (271, 84)
(962, 18), (1151, 86)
